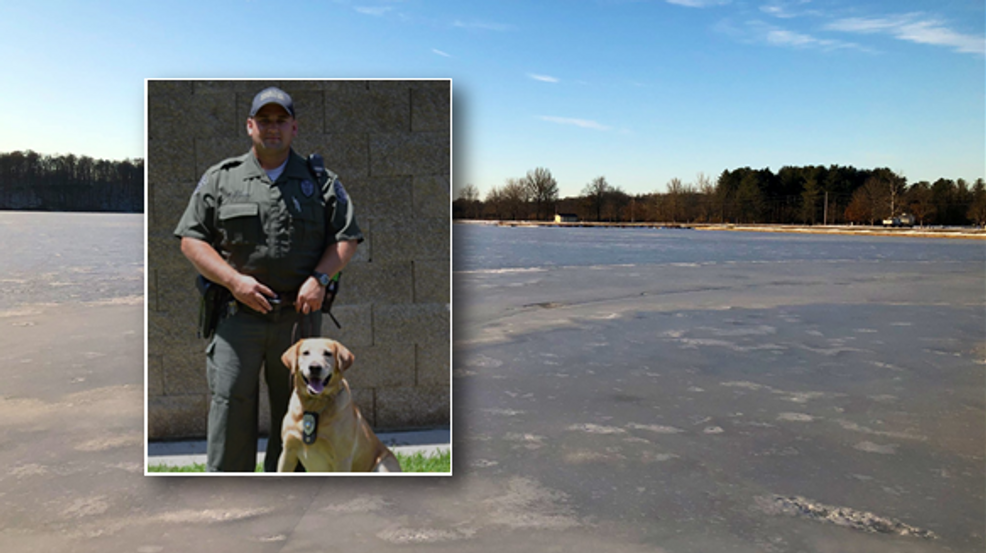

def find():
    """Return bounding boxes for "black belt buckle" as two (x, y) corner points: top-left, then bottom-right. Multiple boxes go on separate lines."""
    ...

(269, 294), (294, 311)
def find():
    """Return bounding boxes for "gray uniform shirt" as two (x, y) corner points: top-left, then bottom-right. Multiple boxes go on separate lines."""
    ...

(174, 150), (362, 293)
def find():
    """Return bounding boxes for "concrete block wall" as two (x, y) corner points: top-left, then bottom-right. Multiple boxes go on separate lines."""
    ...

(146, 80), (451, 440)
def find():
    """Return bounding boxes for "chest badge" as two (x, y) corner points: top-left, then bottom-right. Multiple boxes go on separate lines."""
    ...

(300, 179), (315, 198)
(302, 412), (319, 445)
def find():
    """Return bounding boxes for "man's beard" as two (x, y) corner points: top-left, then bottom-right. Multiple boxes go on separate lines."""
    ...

(258, 136), (288, 153)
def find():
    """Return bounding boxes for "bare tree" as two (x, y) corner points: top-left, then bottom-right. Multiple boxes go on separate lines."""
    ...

(665, 177), (685, 223)
(458, 183), (479, 202)
(623, 195), (647, 223)
(455, 183), (482, 219)
(581, 176), (611, 222)
(845, 177), (888, 225)
(0, 150), (143, 211)
(866, 168), (907, 218)
(844, 189), (871, 225)
(501, 178), (530, 220)
(695, 172), (714, 222)
(484, 185), (504, 220)
(888, 171), (907, 217)
(524, 167), (559, 221)
(603, 185), (629, 222)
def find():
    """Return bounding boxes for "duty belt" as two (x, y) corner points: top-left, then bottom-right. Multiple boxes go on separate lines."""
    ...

(267, 292), (298, 310)
(235, 292), (298, 316)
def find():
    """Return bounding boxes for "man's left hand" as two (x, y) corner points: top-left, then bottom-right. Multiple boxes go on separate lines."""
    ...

(296, 276), (324, 314)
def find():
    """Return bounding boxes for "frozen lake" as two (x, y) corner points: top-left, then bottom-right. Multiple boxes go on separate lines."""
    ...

(451, 223), (984, 552)
(453, 223), (983, 271)
(0, 216), (982, 552)
(0, 211), (143, 309)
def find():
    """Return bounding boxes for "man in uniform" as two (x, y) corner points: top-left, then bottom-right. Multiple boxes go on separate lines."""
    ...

(174, 86), (362, 472)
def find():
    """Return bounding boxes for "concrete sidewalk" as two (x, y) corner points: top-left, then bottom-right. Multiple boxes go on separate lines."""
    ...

(147, 428), (450, 468)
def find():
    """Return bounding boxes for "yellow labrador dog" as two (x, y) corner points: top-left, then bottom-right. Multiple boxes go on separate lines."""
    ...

(278, 338), (401, 473)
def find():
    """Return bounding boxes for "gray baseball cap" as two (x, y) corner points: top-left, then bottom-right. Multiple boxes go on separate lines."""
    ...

(249, 86), (295, 117)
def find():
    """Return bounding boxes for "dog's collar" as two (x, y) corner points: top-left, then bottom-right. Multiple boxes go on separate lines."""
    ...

(302, 411), (319, 445)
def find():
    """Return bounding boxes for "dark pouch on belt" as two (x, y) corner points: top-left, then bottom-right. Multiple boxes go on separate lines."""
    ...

(196, 275), (229, 339)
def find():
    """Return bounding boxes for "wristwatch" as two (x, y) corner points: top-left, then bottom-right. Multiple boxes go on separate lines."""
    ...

(313, 271), (331, 287)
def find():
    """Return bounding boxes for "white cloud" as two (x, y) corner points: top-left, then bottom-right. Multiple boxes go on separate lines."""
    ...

(528, 73), (560, 83)
(825, 13), (985, 55)
(719, 19), (868, 52)
(666, 0), (730, 8)
(538, 116), (611, 131)
(760, 5), (785, 18)
(432, 48), (452, 58)
(759, 0), (815, 19)
(452, 20), (517, 32)
(764, 27), (817, 47)
(827, 14), (919, 34)
(354, 6), (393, 16)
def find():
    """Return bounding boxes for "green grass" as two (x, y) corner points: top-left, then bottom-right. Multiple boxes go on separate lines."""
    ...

(397, 449), (450, 472)
(148, 462), (210, 473)
(148, 449), (450, 474)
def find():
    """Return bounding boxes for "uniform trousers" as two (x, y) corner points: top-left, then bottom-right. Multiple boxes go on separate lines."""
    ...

(205, 305), (321, 472)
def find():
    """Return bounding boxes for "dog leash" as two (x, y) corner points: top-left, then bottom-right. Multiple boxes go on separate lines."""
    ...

(290, 311), (317, 345)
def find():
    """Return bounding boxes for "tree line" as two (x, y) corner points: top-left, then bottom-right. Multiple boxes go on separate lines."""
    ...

(454, 165), (986, 227)
(0, 150), (144, 212)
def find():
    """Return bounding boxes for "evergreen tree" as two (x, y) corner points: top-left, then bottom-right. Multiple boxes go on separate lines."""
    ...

(967, 178), (986, 227)
(800, 176), (821, 224)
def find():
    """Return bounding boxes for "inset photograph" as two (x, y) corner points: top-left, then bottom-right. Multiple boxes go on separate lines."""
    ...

(145, 79), (451, 475)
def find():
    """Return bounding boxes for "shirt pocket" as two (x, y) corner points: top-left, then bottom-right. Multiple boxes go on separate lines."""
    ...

(218, 202), (262, 245)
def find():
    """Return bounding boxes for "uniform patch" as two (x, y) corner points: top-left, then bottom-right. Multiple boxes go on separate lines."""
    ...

(301, 179), (315, 197)
(334, 180), (349, 203)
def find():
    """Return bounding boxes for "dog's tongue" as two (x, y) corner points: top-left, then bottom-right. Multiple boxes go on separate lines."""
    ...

(307, 379), (326, 395)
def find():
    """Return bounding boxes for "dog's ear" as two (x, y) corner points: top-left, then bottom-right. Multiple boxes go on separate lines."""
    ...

(333, 341), (355, 372)
(280, 340), (303, 372)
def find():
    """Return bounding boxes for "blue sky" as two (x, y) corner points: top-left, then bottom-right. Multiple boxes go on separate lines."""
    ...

(0, 0), (982, 197)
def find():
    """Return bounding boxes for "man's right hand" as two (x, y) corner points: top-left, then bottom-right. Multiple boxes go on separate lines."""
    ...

(180, 237), (276, 313)
(229, 274), (276, 314)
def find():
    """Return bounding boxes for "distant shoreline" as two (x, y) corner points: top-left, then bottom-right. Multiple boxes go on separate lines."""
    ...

(454, 220), (986, 240)
(0, 207), (143, 214)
